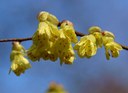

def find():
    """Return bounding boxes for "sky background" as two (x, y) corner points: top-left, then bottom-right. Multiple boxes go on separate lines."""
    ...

(0, 0), (128, 93)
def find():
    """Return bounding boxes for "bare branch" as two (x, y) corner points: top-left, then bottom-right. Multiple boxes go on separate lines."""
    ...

(0, 37), (32, 42)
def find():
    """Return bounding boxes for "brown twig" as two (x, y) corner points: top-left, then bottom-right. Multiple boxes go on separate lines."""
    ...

(118, 44), (128, 50)
(0, 32), (127, 50)
(0, 37), (32, 42)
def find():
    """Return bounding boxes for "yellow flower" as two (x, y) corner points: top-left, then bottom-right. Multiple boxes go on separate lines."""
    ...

(93, 32), (103, 48)
(37, 11), (59, 25)
(37, 11), (49, 22)
(101, 31), (122, 60)
(29, 20), (60, 62)
(102, 31), (115, 45)
(59, 44), (75, 65)
(104, 42), (122, 60)
(10, 51), (31, 76)
(54, 31), (71, 54)
(74, 35), (97, 58)
(28, 11), (61, 62)
(41, 42), (58, 62)
(45, 21), (60, 42)
(60, 20), (78, 43)
(10, 42), (31, 76)
(30, 20), (60, 61)
(27, 45), (42, 61)
(32, 22), (51, 48)
(53, 31), (75, 65)
(88, 26), (103, 48)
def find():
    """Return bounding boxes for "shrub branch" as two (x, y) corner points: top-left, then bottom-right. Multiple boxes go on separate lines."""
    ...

(0, 21), (127, 50)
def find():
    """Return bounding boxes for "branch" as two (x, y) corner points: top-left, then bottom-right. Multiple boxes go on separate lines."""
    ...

(118, 44), (128, 50)
(0, 31), (128, 50)
(0, 21), (128, 50)
(0, 37), (32, 42)
(0, 31), (84, 42)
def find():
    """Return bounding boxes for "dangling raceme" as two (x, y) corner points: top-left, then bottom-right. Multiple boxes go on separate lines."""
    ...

(27, 11), (60, 62)
(74, 26), (103, 58)
(10, 42), (31, 76)
(74, 34), (97, 58)
(102, 31), (123, 60)
(55, 20), (77, 65)
(88, 26), (103, 48)
(53, 30), (75, 65)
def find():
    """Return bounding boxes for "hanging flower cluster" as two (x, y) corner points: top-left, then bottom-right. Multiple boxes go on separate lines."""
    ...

(10, 42), (31, 76)
(74, 26), (123, 59)
(102, 31), (123, 60)
(8, 11), (123, 76)
(27, 11), (78, 65)
(74, 34), (97, 58)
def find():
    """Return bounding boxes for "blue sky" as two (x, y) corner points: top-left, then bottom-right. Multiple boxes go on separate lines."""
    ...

(0, 0), (128, 93)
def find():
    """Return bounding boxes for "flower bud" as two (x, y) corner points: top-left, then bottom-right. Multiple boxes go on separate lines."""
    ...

(37, 11), (59, 25)
(102, 31), (115, 38)
(88, 26), (101, 34)
(37, 11), (49, 22)
(47, 13), (59, 26)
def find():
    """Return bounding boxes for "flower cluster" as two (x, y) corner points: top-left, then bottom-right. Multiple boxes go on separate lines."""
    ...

(102, 31), (122, 60)
(74, 26), (122, 59)
(27, 11), (78, 64)
(74, 26), (102, 58)
(6, 11), (124, 77)
(54, 20), (78, 65)
(4, 11), (125, 78)
(10, 42), (31, 76)
(74, 34), (97, 58)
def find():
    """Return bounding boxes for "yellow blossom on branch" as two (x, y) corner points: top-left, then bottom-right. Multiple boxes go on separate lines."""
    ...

(60, 20), (78, 43)
(28, 12), (60, 62)
(10, 42), (31, 76)
(88, 26), (103, 48)
(74, 34), (97, 58)
(54, 31), (75, 65)
(102, 31), (122, 60)
(105, 42), (122, 60)
(102, 31), (115, 45)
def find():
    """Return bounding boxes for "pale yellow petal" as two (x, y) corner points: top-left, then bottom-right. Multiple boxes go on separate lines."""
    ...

(47, 13), (59, 25)
(37, 11), (49, 22)
(88, 26), (101, 34)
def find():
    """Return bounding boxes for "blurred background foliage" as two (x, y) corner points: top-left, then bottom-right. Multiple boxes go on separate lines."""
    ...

(0, 0), (128, 93)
